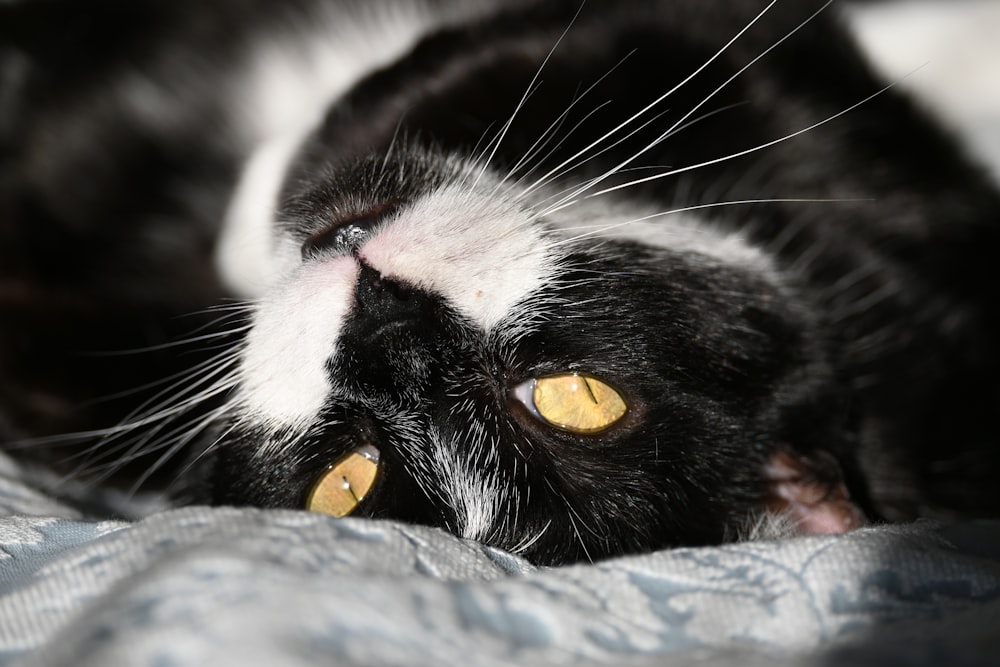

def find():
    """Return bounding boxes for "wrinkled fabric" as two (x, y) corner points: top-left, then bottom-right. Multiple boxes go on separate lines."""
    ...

(1, 453), (999, 667)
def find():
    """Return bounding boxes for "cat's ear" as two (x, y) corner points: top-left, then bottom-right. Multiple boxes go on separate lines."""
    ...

(762, 447), (867, 535)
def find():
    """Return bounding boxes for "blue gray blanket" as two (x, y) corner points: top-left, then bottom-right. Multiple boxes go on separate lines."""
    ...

(2, 451), (999, 666)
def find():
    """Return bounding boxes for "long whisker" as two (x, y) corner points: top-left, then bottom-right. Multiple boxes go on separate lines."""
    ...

(523, 107), (674, 210)
(529, 102), (748, 218)
(509, 520), (553, 556)
(165, 418), (244, 497)
(75, 311), (250, 357)
(66, 371), (240, 492)
(67, 370), (240, 470)
(541, 0), (834, 212)
(535, 197), (864, 251)
(82, 335), (247, 406)
(469, 80), (544, 183)
(471, 2), (586, 189)
(517, 0), (780, 202)
(8, 346), (240, 475)
(495, 49), (637, 192)
(380, 110), (410, 176)
(582, 76), (907, 202)
(110, 349), (242, 429)
(127, 402), (236, 496)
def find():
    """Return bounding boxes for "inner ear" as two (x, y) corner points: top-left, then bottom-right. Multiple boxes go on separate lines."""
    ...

(763, 447), (867, 535)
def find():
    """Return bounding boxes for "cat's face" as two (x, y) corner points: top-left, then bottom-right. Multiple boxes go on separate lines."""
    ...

(203, 0), (871, 564)
(206, 144), (852, 563)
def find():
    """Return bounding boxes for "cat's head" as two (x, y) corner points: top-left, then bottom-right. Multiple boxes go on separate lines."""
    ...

(205, 146), (861, 564)
(203, 1), (870, 564)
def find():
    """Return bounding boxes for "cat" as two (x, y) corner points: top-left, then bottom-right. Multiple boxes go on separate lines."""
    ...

(2, 0), (999, 565)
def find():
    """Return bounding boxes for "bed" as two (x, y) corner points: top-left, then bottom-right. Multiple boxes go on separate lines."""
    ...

(2, 451), (999, 667)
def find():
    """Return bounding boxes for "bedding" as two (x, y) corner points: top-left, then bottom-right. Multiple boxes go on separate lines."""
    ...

(2, 451), (999, 667)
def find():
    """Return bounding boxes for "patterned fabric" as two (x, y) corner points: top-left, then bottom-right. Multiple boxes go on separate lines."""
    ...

(2, 452), (999, 667)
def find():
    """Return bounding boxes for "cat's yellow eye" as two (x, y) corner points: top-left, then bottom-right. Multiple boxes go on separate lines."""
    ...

(306, 444), (380, 518)
(515, 373), (628, 434)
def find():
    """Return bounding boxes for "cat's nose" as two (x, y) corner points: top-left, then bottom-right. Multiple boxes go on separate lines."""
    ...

(353, 262), (432, 327)
(302, 202), (401, 258)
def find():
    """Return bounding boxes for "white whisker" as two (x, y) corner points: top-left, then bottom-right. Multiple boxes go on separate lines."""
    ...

(528, 102), (752, 219)
(525, 107), (674, 213)
(497, 49), (638, 192)
(517, 0), (781, 203)
(509, 520), (553, 556)
(542, 1), (835, 212)
(584, 72), (916, 201)
(380, 111), (409, 176)
(471, 5), (585, 190)
(539, 197), (859, 250)
(127, 402), (236, 495)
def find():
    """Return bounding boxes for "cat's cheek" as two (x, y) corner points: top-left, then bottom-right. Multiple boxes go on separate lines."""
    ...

(237, 257), (359, 431)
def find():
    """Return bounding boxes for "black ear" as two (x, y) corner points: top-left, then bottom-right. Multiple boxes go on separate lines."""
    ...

(762, 447), (867, 535)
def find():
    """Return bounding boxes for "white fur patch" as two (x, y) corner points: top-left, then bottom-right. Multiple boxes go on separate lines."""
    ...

(218, 135), (306, 296)
(844, 1), (1000, 182)
(361, 184), (559, 332)
(237, 257), (358, 429)
(217, 3), (494, 298)
(428, 426), (504, 541)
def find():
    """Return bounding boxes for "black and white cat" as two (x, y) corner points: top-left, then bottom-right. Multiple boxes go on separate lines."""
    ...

(2, 0), (999, 565)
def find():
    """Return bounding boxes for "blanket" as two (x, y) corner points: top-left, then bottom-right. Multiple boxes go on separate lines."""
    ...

(2, 452), (999, 667)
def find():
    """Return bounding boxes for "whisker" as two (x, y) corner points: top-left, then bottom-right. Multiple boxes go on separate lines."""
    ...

(76, 315), (250, 357)
(165, 418), (243, 497)
(583, 71), (917, 201)
(537, 197), (862, 250)
(510, 520), (553, 556)
(517, 0), (780, 202)
(470, 2), (586, 189)
(525, 107), (674, 211)
(503, 99), (615, 194)
(380, 110), (410, 176)
(66, 373), (239, 493)
(528, 102), (749, 218)
(81, 338), (247, 409)
(544, 0), (835, 211)
(469, 80), (544, 184)
(68, 371), (240, 469)
(127, 402), (235, 496)
(497, 49), (638, 191)
(111, 349), (242, 427)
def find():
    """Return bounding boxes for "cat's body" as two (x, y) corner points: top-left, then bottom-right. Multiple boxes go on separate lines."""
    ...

(2, 0), (999, 564)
